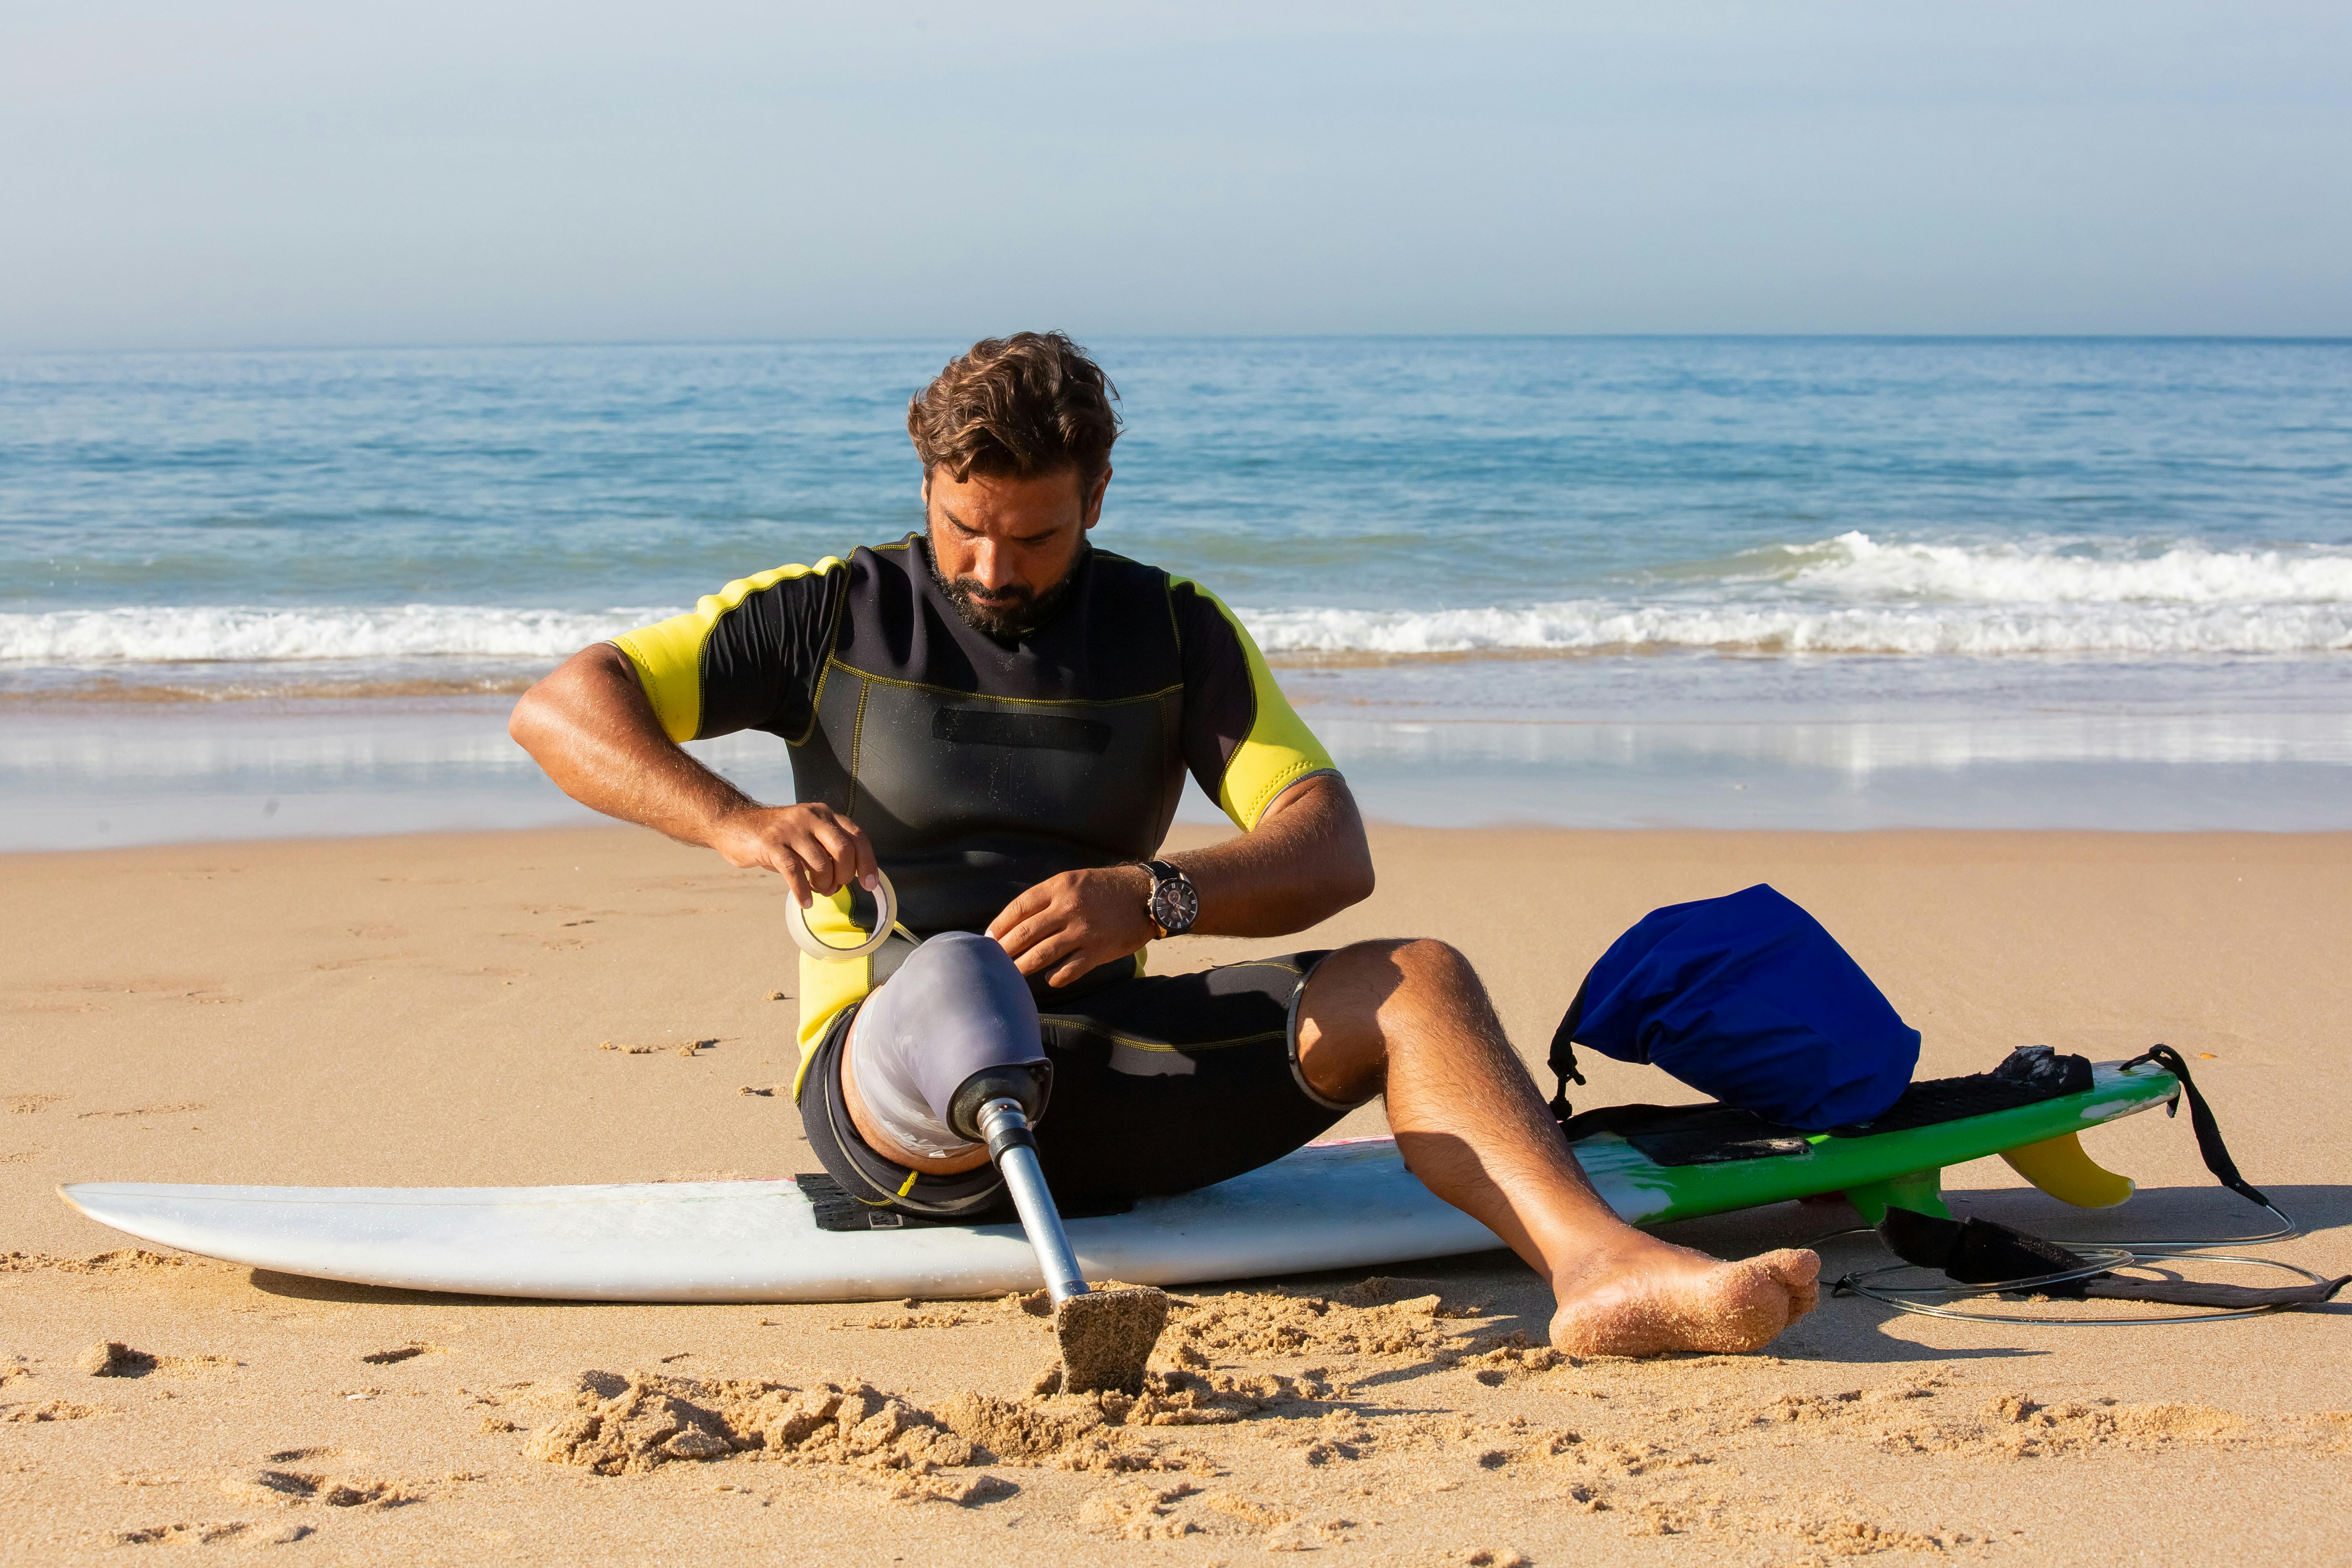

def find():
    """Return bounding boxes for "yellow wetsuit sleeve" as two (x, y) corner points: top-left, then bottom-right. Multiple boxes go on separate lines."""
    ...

(609, 558), (845, 742)
(1171, 578), (1339, 831)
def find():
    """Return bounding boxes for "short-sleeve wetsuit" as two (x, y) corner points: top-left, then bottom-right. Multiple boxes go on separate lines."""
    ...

(612, 534), (1364, 1218)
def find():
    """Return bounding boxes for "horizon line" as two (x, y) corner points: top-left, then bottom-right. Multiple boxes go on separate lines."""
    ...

(6, 330), (2352, 359)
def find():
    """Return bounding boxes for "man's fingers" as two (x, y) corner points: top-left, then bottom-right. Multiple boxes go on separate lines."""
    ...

(1013, 925), (1089, 980)
(988, 886), (1052, 944)
(773, 852), (815, 908)
(849, 825), (881, 893)
(993, 909), (1062, 961)
(801, 820), (859, 896)
(821, 810), (880, 893)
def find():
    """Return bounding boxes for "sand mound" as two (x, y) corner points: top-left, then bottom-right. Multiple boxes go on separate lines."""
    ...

(1078, 1481), (1200, 1540)
(526, 1371), (975, 1479)
(78, 1341), (155, 1377)
(521, 1361), (1346, 1490)
(1460, 1332), (1571, 1385)
(1160, 1283), (1460, 1365)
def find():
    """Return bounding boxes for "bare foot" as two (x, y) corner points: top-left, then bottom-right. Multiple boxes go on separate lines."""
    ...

(1548, 1245), (1820, 1357)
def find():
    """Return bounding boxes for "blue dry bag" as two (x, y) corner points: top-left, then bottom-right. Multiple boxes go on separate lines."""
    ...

(1547, 884), (1919, 1131)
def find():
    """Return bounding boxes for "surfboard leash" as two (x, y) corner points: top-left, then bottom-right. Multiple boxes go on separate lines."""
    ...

(1827, 1046), (2345, 1327)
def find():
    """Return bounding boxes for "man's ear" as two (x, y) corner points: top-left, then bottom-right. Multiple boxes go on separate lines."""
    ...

(1081, 467), (1113, 532)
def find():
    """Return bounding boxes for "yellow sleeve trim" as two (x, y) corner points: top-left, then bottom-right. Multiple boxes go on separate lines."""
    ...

(1178, 580), (1339, 831)
(610, 557), (844, 743)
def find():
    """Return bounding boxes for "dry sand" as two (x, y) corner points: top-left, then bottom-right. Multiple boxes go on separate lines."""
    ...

(2, 823), (2348, 1565)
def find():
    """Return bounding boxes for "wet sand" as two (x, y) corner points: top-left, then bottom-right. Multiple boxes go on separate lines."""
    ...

(3, 824), (2348, 1564)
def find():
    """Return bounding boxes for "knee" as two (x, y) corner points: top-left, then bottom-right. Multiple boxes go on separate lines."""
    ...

(1298, 938), (1477, 1059)
(1325, 937), (1476, 1009)
(1382, 937), (1475, 993)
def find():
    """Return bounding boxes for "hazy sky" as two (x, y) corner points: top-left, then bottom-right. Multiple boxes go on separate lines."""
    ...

(4, 2), (2347, 350)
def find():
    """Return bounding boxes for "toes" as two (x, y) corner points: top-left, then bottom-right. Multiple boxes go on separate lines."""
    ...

(1761, 1248), (1824, 1317)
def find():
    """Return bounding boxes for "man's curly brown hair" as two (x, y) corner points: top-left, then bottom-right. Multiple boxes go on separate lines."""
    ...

(907, 332), (1122, 485)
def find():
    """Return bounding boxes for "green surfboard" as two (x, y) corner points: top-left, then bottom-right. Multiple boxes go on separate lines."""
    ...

(1565, 1060), (2181, 1227)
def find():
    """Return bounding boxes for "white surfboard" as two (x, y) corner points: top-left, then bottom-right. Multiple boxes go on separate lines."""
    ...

(56, 1064), (2175, 1302)
(58, 1138), (1511, 1303)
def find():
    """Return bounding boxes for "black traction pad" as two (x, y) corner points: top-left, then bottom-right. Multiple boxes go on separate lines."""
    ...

(1557, 1048), (2099, 1167)
(793, 1172), (1135, 1233)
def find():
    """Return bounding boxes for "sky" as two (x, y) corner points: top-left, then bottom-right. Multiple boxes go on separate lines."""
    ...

(3, 2), (2348, 351)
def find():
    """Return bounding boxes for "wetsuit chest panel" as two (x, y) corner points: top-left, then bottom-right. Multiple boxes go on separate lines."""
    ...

(807, 667), (1183, 935)
(781, 541), (1193, 938)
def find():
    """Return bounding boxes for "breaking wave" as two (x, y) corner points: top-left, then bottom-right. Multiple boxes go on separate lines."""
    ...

(1245, 601), (2352, 657)
(1246, 533), (2352, 657)
(1780, 531), (2352, 604)
(5, 536), (2350, 667)
(0, 605), (662, 664)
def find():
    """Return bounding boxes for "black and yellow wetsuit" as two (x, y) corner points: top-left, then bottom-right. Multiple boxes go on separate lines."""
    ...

(612, 534), (1360, 1214)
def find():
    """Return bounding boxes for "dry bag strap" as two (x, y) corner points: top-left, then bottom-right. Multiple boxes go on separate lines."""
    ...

(1546, 982), (1589, 1125)
(2125, 1043), (2269, 1209)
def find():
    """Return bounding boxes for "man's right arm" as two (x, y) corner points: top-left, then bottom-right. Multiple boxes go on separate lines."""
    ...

(508, 646), (876, 906)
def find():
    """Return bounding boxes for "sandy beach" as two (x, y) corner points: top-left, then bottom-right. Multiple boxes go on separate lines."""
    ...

(3, 822), (2347, 1564)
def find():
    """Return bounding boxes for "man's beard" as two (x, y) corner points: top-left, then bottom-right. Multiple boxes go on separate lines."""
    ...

(929, 546), (1087, 641)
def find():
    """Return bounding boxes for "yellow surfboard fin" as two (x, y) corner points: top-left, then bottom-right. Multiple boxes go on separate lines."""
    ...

(1999, 1131), (2135, 1209)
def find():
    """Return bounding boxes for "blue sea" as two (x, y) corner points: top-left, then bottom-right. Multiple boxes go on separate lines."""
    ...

(5, 337), (2350, 847)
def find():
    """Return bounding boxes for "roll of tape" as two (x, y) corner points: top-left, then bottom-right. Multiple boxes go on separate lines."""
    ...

(783, 869), (900, 960)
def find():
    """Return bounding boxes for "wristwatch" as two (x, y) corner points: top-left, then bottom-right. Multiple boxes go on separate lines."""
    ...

(1138, 859), (1199, 938)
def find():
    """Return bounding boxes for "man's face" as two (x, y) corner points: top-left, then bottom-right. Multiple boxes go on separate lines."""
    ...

(922, 464), (1109, 637)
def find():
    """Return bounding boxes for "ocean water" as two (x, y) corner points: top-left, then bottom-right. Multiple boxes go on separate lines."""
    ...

(4, 337), (2350, 846)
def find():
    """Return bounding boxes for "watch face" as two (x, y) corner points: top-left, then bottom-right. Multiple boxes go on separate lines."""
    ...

(1150, 874), (1198, 935)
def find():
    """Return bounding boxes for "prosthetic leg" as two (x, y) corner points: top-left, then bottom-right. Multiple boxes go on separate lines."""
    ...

(849, 932), (1168, 1393)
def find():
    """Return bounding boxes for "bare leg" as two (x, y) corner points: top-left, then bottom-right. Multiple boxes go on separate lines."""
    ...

(1296, 939), (1819, 1356)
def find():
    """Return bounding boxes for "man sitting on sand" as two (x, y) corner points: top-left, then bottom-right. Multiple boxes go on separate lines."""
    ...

(509, 332), (1818, 1356)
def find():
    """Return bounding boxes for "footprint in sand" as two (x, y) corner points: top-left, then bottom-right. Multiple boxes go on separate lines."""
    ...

(225, 1470), (417, 1509)
(78, 1341), (240, 1378)
(4, 1399), (106, 1423)
(74, 1103), (208, 1120)
(112, 1521), (262, 1547)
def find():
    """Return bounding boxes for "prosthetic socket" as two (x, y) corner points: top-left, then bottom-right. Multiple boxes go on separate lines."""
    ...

(846, 931), (1052, 1158)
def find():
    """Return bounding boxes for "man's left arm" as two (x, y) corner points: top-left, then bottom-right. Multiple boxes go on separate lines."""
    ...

(988, 774), (1373, 986)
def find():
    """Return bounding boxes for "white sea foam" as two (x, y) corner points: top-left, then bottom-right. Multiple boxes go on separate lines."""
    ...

(7, 535), (2352, 667)
(1785, 532), (2352, 604)
(0, 605), (666, 664)
(1245, 533), (2352, 657)
(1243, 601), (2352, 657)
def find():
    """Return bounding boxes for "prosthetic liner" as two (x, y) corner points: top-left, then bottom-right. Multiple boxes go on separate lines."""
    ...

(844, 931), (1052, 1158)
